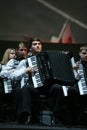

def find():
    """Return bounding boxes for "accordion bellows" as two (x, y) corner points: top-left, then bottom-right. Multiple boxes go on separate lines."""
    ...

(36, 50), (77, 86)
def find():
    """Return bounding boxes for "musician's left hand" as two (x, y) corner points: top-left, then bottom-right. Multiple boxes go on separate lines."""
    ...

(73, 62), (79, 71)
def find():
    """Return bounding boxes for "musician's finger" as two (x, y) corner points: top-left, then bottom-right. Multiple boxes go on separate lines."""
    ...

(31, 68), (34, 72)
(25, 67), (33, 73)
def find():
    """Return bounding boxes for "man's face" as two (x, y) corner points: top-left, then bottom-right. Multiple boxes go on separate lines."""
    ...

(79, 49), (87, 61)
(30, 40), (42, 53)
(18, 47), (28, 58)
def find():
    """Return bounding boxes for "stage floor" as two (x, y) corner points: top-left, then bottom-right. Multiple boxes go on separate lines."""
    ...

(0, 122), (87, 130)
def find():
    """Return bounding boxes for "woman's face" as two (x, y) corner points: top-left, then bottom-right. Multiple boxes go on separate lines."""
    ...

(9, 50), (16, 59)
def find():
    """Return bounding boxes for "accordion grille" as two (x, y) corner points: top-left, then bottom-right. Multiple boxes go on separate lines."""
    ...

(40, 51), (76, 85)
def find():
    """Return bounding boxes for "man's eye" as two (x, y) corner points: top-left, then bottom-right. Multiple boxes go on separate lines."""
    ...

(19, 49), (23, 51)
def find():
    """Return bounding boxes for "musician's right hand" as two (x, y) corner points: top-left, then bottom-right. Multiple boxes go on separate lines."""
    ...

(25, 67), (34, 74)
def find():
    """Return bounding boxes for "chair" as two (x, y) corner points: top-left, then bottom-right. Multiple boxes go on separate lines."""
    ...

(38, 94), (54, 125)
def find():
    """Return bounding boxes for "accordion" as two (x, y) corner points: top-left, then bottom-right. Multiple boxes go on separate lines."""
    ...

(27, 50), (77, 88)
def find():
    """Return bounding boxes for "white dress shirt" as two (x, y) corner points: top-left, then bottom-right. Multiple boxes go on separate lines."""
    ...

(0, 59), (29, 88)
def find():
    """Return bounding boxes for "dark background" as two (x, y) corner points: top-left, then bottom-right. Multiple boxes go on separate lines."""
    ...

(0, 0), (87, 61)
(0, 0), (86, 43)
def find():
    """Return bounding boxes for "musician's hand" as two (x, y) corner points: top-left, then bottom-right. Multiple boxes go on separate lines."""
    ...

(73, 63), (79, 71)
(25, 67), (34, 74)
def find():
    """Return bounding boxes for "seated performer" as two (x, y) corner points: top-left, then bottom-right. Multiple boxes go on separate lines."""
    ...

(0, 48), (16, 121)
(4, 37), (69, 126)
(68, 45), (87, 126)
(0, 42), (28, 122)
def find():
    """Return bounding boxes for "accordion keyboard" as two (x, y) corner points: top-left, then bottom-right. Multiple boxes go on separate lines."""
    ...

(3, 79), (12, 93)
(27, 56), (43, 88)
(77, 63), (87, 95)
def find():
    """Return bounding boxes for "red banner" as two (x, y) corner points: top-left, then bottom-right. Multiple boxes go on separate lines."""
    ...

(58, 20), (76, 44)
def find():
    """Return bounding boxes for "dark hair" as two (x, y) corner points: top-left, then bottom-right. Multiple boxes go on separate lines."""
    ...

(28, 37), (42, 49)
(79, 46), (87, 52)
(15, 42), (29, 52)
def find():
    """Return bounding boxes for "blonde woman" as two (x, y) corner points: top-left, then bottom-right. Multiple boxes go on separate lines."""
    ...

(1, 48), (16, 64)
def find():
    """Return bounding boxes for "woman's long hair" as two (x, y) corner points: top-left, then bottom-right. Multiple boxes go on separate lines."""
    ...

(1, 48), (16, 64)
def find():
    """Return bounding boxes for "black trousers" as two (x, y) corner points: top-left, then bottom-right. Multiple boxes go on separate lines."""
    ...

(68, 84), (87, 125)
(14, 83), (65, 123)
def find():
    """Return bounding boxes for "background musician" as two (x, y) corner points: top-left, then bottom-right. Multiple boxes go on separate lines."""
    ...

(0, 48), (16, 93)
(0, 48), (16, 122)
(0, 42), (28, 122)
(68, 45), (87, 126)
(0, 42), (28, 79)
